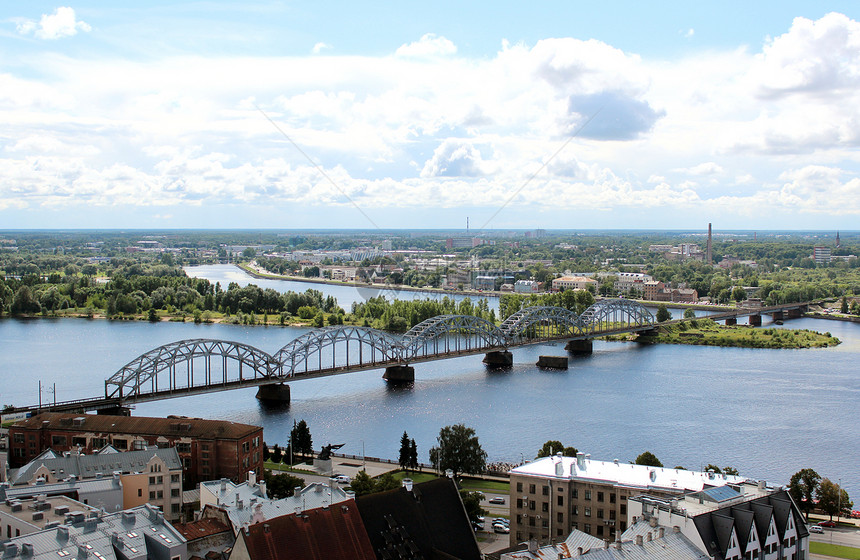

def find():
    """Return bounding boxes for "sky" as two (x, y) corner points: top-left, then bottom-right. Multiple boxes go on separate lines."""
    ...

(2, 1), (860, 231)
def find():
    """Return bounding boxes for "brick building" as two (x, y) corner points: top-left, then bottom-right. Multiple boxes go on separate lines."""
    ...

(8, 413), (263, 489)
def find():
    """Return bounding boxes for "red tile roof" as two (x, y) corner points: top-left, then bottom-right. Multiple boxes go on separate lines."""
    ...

(14, 413), (261, 440)
(174, 518), (232, 541)
(238, 500), (375, 560)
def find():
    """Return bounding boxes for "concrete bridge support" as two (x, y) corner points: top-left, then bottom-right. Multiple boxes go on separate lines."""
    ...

(537, 356), (568, 369)
(256, 383), (291, 404)
(565, 340), (593, 355)
(749, 314), (762, 326)
(787, 308), (803, 319)
(383, 365), (415, 383)
(772, 311), (785, 321)
(725, 317), (737, 326)
(483, 351), (513, 367)
(96, 406), (131, 416)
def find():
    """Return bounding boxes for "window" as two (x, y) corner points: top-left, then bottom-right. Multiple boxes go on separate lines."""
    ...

(202, 443), (209, 451)
(182, 458), (191, 469)
(572, 522), (578, 530)
(609, 510), (616, 520)
(572, 505), (578, 515)
(149, 491), (155, 499)
(517, 482), (523, 492)
(52, 435), (67, 446)
(13, 448), (25, 457)
(516, 514), (522, 524)
(176, 443), (191, 453)
(610, 493), (616, 503)
(13, 433), (24, 444)
(138, 489), (142, 497)
(585, 507), (591, 517)
(557, 496), (564, 506)
(571, 488), (578, 499)
(542, 502), (548, 513)
(72, 437), (87, 447)
(171, 474), (180, 483)
(597, 509), (604, 519)
(584, 524), (591, 534)
(529, 501), (535, 511)
(242, 442), (250, 452)
(113, 438), (128, 450)
(529, 517), (536, 527)
(253, 436), (260, 447)
(597, 525), (604, 536)
(156, 490), (163, 499)
(542, 485), (549, 496)
(585, 490), (592, 500)
(171, 504), (180, 514)
(157, 476), (163, 484)
(92, 438), (107, 448)
(620, 504), (626, 515)
(597, 492), (604, 502)
(557, 512), (564, 523)
(149, 476), (156, 485)
(517, 499), (523, 509)
(253, 452), (259, 462)
(202, 452), (209, 459)
(133, 440), (146, 450)
(171, 489), (180, 498)
(620, 521), (627, 531)
(529, 484), (536, 494)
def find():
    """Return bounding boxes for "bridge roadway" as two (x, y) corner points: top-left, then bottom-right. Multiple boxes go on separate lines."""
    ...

(7, 299), (816, 415)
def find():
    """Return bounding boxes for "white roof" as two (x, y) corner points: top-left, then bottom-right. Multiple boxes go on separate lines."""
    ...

(510, 454), (746, 493)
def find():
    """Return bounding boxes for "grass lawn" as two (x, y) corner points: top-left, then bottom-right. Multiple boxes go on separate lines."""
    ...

(810, 542), (860, 560)
(386, 470), (510, 493)
(264, 460), (315, 474)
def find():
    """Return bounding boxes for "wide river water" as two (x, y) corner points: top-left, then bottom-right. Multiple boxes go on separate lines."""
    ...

(1, 264), (857, 497)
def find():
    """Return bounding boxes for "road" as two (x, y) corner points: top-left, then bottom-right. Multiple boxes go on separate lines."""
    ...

(810, 525), (860, 549)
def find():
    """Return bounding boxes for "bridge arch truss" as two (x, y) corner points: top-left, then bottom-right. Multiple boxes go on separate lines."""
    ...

(579, 299), (655, 334)
(105, 339), (278, 400)
(273, 326), (404, 377)
(401, 315), (506, 360)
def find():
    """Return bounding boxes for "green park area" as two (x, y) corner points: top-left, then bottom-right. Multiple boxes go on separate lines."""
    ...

(810, 542), (860, 560)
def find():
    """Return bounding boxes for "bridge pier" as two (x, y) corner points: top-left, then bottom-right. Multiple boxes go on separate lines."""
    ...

(725, 317), (737, 326)
(537, 356), (568, 369)
(772, 311), (785, 321)
(256, 383), (291, 404)
(749, 314), (762, 326)
(635, 329), (660, 344)
(483, 351), (513, 367)
(787, 308), (803, 319)
(97, 406), (131, 416)
(565, 340), (593, 355)
(383, 365), (415, 383)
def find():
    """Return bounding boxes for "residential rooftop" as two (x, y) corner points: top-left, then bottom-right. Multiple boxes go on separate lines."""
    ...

(510, 452), (747, 493)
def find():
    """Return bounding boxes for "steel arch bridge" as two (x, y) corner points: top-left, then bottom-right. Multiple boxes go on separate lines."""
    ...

(100, 299), (654, 404)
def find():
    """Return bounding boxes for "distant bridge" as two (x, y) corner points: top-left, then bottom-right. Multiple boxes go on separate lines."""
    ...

(13, 299), (656, 414)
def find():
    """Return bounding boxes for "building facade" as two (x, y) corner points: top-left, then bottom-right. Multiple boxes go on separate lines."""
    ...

(552, 276), (598, 292)
(508, 452), (745, 546)
(8, 413), (263, 490)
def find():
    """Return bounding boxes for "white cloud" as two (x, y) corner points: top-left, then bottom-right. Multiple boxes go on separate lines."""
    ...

(395, 33), (457, 57)
(17, 7), (91, 40)
(684, 28), (695, 39)
(312, 42), (332, 54)
(3, 13), (860, 226)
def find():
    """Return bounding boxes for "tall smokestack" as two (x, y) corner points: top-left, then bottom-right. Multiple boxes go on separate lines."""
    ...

(707, 223), (712, 265)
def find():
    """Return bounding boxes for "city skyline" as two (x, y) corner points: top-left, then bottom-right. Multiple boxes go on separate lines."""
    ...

(2, 2), (860, 230)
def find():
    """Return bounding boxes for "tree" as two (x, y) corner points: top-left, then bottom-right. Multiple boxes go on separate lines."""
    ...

(634, 451), (663, 467)
(350, 470), (376, 497)
(271, 444), (283, 465)
(262, 470), (305, 499)
(841, 296), (849, 314)
(408, 439), (419, 472)
(732, 286), (747, 302)
(536, 440), (577, 459)
(460, 490), (487, 524)
(704, 464), (722, 474)
(428, 424), (487, 478)
(262, 442), (270, 461)
(817, 478), (853, 520)
(11, 285), (41, 315)
(291, 420), (313, 457)
(788, 468), (821, 521)
(723, 466), (739, 476)
(656, 304), (671, 323)
(683, 308), (697, 319)
(399, 431), (411, 471)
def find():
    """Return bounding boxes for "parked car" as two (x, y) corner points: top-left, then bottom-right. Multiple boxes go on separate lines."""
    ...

(818, 520), (837, 528)
(493, 524), (510, 534)
(810, 525), (824, 534)
(488, 496), (505, 504)
(330, 474), (351, 484)
(851, 510), (860, 519)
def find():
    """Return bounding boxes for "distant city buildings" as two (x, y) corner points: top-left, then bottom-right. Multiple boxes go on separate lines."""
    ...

(812, 246), (832, 265)
(552, 276), (598, 292)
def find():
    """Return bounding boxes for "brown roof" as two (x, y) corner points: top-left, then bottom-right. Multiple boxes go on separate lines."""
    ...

(238, 500), (375, 560)
(174, 518), (232, 541)
(13, 413), (261, 440)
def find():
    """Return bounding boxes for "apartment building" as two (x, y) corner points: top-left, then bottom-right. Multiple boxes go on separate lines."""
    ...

(508, 452), (745, 545)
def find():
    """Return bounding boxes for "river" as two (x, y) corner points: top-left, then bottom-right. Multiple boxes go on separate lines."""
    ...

(1, 264), (856, 498)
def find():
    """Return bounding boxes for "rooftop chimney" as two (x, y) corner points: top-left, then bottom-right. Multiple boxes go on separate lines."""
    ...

(248, 471), (256, 486)
(659, 528), (665, 538)
(402, 478), (413, 491)
(636, 535), (643, 546)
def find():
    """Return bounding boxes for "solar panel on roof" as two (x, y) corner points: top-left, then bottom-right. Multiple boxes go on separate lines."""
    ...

(704, 486), (740, 502)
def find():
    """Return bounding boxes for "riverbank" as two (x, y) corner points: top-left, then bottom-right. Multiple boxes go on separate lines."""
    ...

(606, 318), (841, 349)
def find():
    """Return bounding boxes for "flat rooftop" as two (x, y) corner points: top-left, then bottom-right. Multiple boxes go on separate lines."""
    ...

(0, 495), (98, 530)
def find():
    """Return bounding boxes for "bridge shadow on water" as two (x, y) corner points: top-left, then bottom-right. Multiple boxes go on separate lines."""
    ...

(384, 380), (415, 397)
(257, 399), (291, 417)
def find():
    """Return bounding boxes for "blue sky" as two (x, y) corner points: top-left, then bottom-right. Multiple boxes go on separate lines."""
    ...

(2, 2), (860, 230)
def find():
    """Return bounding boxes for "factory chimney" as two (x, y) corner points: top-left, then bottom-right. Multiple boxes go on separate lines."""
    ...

(706, 223), (713, 265)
